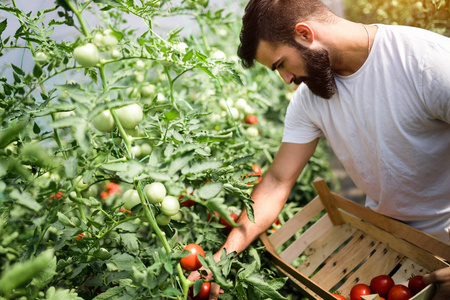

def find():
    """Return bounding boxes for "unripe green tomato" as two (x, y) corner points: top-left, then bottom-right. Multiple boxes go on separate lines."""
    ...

(73, 43), (100, 68)
(160, 195), (180, 216)
(134, 71), (145, 83)
(75, 175), (89, 190)
(235, 98), (248, 111)
(140, 84), (156, 98)
(140, 143), (152, 156)
(246, 127), (259, 138)
(171, 211), (183, 222)
(82, 185), (98, 198)
(34, 51), (48, 65)
(156, 214), (171, 226)
(110, 49), (121, 59)
(101, 34), (118, 51)
(116, 104), (143, 129)
(93, 33), (104, 47)
(130, 145), (142, 158)
(176, 42), (188, 53)
(135, 60), (145, 71)
(60, 90), (69, 99)
(126, 87), (140, 99)
(229, 107), (241, 120)
(144, 182), (166, 204)
(123, 189), (141, 210)
(91, 110), (115, 132)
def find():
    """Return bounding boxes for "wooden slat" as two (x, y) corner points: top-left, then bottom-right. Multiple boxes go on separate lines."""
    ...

(337, 242), (405, 296)
(260, 233), (337, 300)
(311, 231), (379, 290)
(298, 224), (357, 277)
(280, 214), (333, 264)
(391, 257), (430, 285)
(272, 264), (322, 300)
(313, 178), (345, 225)
(340, 211), (450, 271)
(269, 196), (324, 248)
(332, 192), (450, 262)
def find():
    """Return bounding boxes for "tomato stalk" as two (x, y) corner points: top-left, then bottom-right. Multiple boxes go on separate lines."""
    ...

(63, 0), (91, 38)
(109, 108), (132, 159)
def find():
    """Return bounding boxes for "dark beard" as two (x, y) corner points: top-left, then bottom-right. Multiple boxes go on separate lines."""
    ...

(292, 42), (337, 99)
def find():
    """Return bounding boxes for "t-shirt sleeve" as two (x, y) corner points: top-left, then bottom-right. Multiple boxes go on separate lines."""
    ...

(282, 86), (324, 144)
(421, 37), (450, 123)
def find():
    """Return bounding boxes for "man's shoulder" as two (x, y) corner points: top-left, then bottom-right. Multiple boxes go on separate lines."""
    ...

(377, 24), (450, 44)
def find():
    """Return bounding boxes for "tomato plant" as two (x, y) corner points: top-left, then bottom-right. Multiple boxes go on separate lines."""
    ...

(0, 0), (335, 299)
(180, 244), (205, 272)
(350, 283), (371, 300)
(370, 275), (395, 298)
(387, 285), (413, 300)
(408, 275), (428, 295)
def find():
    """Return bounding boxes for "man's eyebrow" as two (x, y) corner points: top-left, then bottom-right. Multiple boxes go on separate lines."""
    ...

(271, 58), (281, 71)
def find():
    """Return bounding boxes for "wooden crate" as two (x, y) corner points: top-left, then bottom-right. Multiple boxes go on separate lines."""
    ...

(260, 177), (450, 300)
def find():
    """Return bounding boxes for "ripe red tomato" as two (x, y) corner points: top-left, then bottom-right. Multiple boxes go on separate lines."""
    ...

(350, 283), (371, 300)
(179, 187), (195, 207)
(245, 114), (258, 125)
(192, 282), (211, 300)
(180, 244), (205, 271)
(75, 232), (86, 240)
(331, 293), (346, 300)
(387, 285), (413, 300)
(408, 275), (428, 295)
(370, 275), (395, 298)
(219, 213), (239, 232)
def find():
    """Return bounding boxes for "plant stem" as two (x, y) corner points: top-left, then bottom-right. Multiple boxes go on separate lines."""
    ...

(63, 0), (91, 37)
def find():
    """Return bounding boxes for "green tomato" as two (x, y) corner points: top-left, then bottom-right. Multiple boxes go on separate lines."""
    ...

(140, 143), (152, 157)
(110, 49), (121, 59)
(116, 104), (143, 129)
(160, 195), (180, 216)
(123, 189), (141, 210)
(246, 127), (259, 138)
(130, 145), (142, 158)
(82, 185), (98, 198)
(73, 43), (100, 68)
(140, 84), (155, 98)
(91, 110), (115, 132)
(101, 34), (118, 51)
(75, 175), (89, 190)
(171, 211), (183, 222)
(156, 214), (171, 226)
(144, 182), (166, 204)
(34, 51), (48, 65)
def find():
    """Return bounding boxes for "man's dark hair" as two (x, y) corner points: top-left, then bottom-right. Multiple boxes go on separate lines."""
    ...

(237, 0), (334, 68)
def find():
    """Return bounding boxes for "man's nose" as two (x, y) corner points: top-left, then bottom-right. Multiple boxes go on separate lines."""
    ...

(278, 70), (294, 85)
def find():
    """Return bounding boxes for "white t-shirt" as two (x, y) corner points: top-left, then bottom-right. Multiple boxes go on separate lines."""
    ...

(282, 24), (450, 242)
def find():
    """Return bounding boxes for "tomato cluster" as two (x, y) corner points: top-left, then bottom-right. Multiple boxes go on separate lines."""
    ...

(346, 274), (428, 300)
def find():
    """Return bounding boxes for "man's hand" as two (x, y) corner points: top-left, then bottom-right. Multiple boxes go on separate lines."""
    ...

(187, 268), (223, 300)
(423, 266), (450, 300)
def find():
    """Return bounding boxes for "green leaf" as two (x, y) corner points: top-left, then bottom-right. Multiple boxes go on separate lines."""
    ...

(91, 286), (124, 299)
(241, 273), (288, 300)
(30, 255), (57, 291)
(198, 252), (233, 289)
(164, 109), (180, 121)
(198, 182), (223, 199)
(45, 286), (84, 300)
(10, 189), (41, 212)
(120, 233), (139, 253)
(0, 249), (54, 294)
(168, 153), (193, 176)
(0, 19), (7, 36)
(181, 160), (223, 175)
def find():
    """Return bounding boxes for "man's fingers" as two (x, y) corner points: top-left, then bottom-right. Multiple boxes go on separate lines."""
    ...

(424, 267), (450, 284)
(208, 282), (221, 300)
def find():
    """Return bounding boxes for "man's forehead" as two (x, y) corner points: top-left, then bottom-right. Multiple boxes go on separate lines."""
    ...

(255, 40), (280, 69)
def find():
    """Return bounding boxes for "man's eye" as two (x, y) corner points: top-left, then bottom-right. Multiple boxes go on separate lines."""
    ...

(277, 62), (284, 69)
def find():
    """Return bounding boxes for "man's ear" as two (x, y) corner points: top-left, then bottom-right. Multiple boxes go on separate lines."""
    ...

(294, 23), (315, 44)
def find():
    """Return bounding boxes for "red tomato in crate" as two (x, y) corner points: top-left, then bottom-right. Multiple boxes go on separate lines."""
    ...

(387, 284), (413, 300)
(331, 293), (346, 300)
(370, 275), (395, 298)
(350, 283), (371, 300)
(408, 275), (428, 295)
